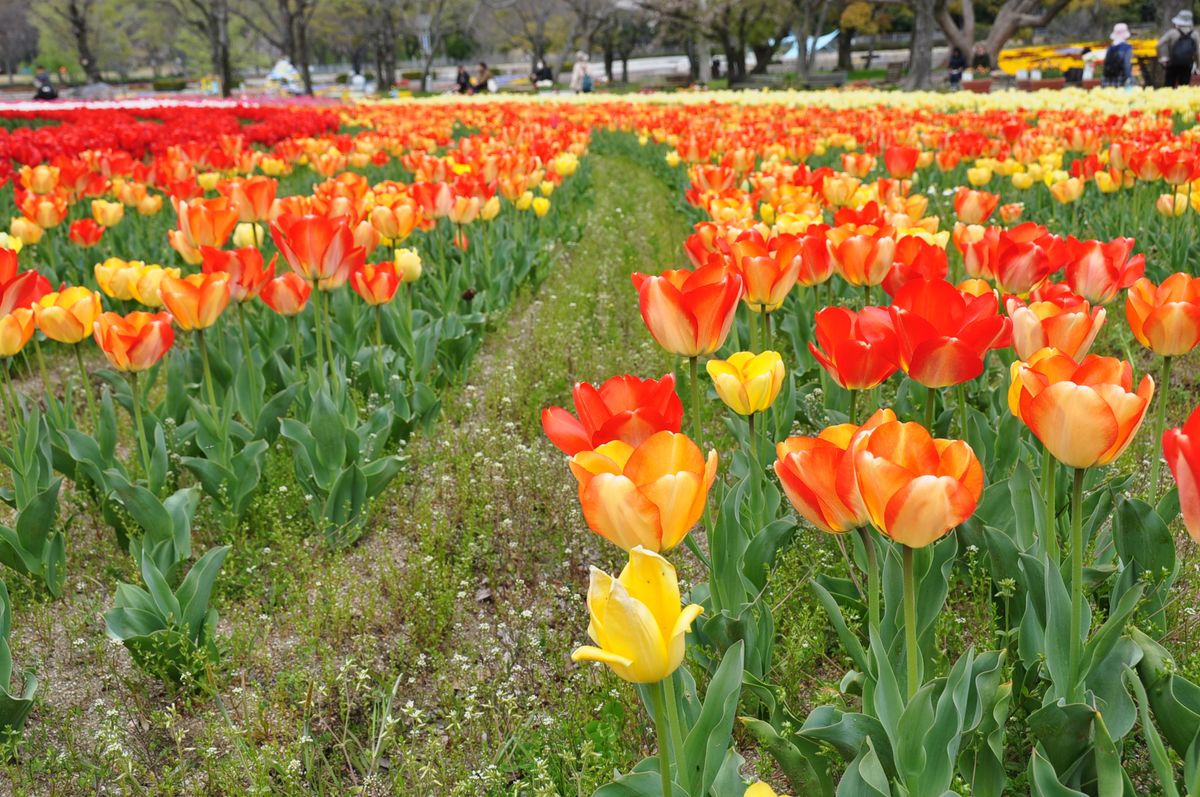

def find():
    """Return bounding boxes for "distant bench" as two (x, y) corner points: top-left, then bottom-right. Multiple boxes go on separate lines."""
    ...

(729, 71), (848, 90)
(640, 74), (693, 92)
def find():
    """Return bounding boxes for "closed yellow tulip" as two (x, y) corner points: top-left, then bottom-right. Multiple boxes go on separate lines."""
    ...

(10, 218), (42, 246)
(393, 248), (422, 283)
(707, 351), (785, 416)
(745, 784), (788, 797)
(34, 287), (103, 344)
(571, 546), (703, 684)
(967, 167), (992, 186)
(91, 199), (125, 228)
(0, 309), (35, 356)
(532, 197), (551, 218)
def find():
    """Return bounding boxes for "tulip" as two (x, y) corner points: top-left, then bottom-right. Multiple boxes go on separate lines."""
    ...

(567, 430), (717, 552)
(1156, 193), (1189, 217)
(775, 408), (897, 535)
(1006, 295), (1105, 361)
(220, 176), (276, 223)
(394, 248), (422, 283)
(0, 309), (34, 357)
(542, 373), (683, 455)
(707, 351), (785, 416)
(232, 222), (263, 249)
(91, 199), (125, 228)
(350, 262), (401, 306)
(889, 278), (1010, 390)
(369, 203), (419, 242)
(1049, 178), (1085, 204)
(19, 165), (59, 195)
(1126, 274), (1200, 357)
(137, 194), (163, 217)
(1009, 350), (1152, 470)
(259, 272), (312, 316)
(270, 213), (365, 291)
(967, 166), (992, 186)
(10, 218), (43, 247)
(727, 230), (802, 314)
(1063, 237), (1144, 304)
(160, 273), (232, 331)
(883, 145), (920, 179)
(571, 546), (703, 684)
(631, 264), (743, 358)
(532, 197), (550, 217)
(18, 192), (68, 229)
(200, 246), (276, 303)
(745, 784), (787, 797)
(998, 202), (1024, 224)
(954, 188), (999, 225)
(169, 197), (239, 265)
(92, 311), (174, 373)
(1163, 403), (1200, 542)
(827, 224), (896, 288)
(68, 219), (105, 248)
(881, 236), (948, 297)
(33, 287), (103, 345)
(0, 270), (51, 317)
(809, 306), (897, 393)
(1011, 172), (1034, 190)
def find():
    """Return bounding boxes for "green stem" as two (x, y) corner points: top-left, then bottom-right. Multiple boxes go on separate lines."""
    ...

(661, 675), (687, 783)
(903, 544), (919, 701)
(196, 330), (219, 409)
(1068, 466), (1086, 702)
(859, 527), (880, 634)
(322, 290), (337, 378)
(289, 315), (304, 375)
(373, 305), (386, 392)
(1042, 446), (1059, 563)
(924, 384), (937, 430)
(310, 279), (325, 378)
(956, 383), (968, 438)
(129, 371), (153, 482)
(74, 344), (99, 431)
(848, 388), (859, 425)
(0, 364), (18, 448)
(761, 311), (771, 350)
(862, 284), (871, 308)
(1150, 356), (1173, 498)
(236, 303), (255, 369)
(649, 681), (674, 797)
(748, 307), (759, 352)
(32, 338), (51, 400)
(688, 356), (702, 446)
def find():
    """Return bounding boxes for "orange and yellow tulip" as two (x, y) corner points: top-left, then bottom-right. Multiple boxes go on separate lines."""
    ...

(1125, 274), (1200, 357)
(33, 287), (103, 344)
(92, 311), (174, 372)
(1006, 295), (1105, 361)
(0, 309), (35, 357)
(160, 273), (232, 331)
(259, 272), (312, 316)
(631, 264), (743, 357)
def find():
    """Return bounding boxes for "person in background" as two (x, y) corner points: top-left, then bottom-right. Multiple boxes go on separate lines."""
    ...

(1102, 24), (1134, 87)
(570, 52), (592, 93)
(473, 62), (494, 93)
(947, 47), (966, 88)
(711, 56), (722, 80)
(1158, 10), (1200, 87)
(33, 66), (57, 101)
(530, 59), (554, 89)
(971, 42), (992, 75)
(456, 65), (472, 94)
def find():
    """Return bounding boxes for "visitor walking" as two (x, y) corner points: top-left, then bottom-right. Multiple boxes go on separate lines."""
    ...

(569, 52), (593, 94)
(947, 47), (966, 89)
(1158, 10), (1200, 87)
(1102, 23), (1134, 87)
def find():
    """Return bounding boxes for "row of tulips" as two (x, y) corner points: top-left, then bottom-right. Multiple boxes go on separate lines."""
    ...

(0, 105), (590, 728)
(544, 115), (1200, 797)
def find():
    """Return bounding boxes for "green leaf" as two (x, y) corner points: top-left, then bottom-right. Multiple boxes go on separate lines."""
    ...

(742, 716), (833, 796)
(682, 640), (744, 797)
(1092, 712), (1125, 797)
(809, 579), (867, 673)
(174, 546), (230, 644)
(1029, 748), (1088, 797)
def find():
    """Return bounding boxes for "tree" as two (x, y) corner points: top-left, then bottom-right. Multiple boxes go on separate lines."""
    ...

(33, 0), (103, 82)
(170, 0), (235, 95)
(935, 0), (1074, 65)
(791, 0), (835, 79)
(0, 0), (39, 84)
(232, 0), (322, 93)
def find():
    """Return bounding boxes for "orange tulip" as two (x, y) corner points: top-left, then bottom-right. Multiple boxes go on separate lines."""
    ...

(368, 203), (419, 242)
(883, 145), (920, 179)
(68, 219), (105, 248)
(270, 214), (366, 291)
(1163, 403), (1200, 543)
(18, 165), (59, 195)
(200, 246), (276, 303)
(33, 287), (103, 344)
(92, 311), (174, 372)
(259, 272), (312, 316)
(18, 192), (68, 229)
(160, 273), (232, 331)
(1009, 349), (1153, 469)
(1125, 274), (1200, 357)
(631, 263), (743, 357)
(727, 230), (802, 313)
(954, 188), (999, 225)
(567, 430), (718, 552)
(1064, 237), (1144, 305)
(0, 309), (35, 356)
(827, 225), (896, 287)
(169, 197), (239, 264)
(774, 409), (896, 534)
(350, 262), (401, 306)
(850, 420), (984, 548)
(220, 176), (277, 223)
(1006, 294), (1106, 361)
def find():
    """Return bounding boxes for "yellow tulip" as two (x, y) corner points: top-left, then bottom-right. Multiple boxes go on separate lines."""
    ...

(233, 222), (263, 248)
(480, 195), (501, 221)
(707, 351), (785, 416)
(33, 287), (103, 344)
(91, 199), (125, 228)
(1158, 193), (1189, 217)
(532, 197), (551, 218)
(197, 172), (221, 191)
(745, 784), (788, 797)
(1011, 172), (1034, 190)
(393, 248), (423, 283)
(553, 152), (579, 177)
(516, 191), (534, 211)
(539, 180), (555, 197)
(967, 167), (992, 186)
(10, 218), (42, 246)
(571, 547), (703, 684)
(137, 194), (163, 217)
(665, 151), (682, 168)
(1094, 171), (1120, 194)
(0, 233), (22, 253)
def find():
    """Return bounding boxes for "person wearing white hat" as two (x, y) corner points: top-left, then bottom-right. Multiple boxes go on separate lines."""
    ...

(1102, 23), (1134, 86)
(1158, 9), (1200, 87)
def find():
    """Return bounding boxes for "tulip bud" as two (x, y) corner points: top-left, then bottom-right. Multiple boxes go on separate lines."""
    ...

(10, 218), (42, 246)
(393, 248), (422, 283)
(532, 197), (551, 218)
(1157, 193), (1189, 217)
(707, 351), (785, 416)
(197, 172), (221, 191)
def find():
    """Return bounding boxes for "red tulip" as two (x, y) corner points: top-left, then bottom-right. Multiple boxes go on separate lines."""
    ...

(200, 246), (276, 303)
(270, 213), (366, 291)
(809, 306), (898, 390)
(882, 237), (948, 297)
(68, 218), (105, 248)
(890, 278), (1011, 388)
(350, 261), (401, 306)
(883, 145), (920, 179)
(1064, 237), (1144, 304)
(542, 373), (684, 455)
(259, 272), (312, 317)
(1163, 403), (1200, 542)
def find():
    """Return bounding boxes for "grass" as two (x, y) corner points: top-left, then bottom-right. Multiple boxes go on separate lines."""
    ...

(0, 151), (690, 795)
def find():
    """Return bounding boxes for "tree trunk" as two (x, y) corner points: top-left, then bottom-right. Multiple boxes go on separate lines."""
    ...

(295, 13), (313, 94)
(751, 42), (775, 74)
(903, 0), (936, 88)
(68, 0), (102, 83)
(622, 55), (629, 83)
(838, 25), (854, 71)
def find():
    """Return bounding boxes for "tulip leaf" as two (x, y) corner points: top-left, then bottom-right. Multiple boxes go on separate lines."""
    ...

(1131, 628), (1200, 758)
(836, 737), (892, 797)
(1092, 711), (1125, 797)
(682, 640), (743, 797)
(1029, 748), (1088, 797)
(742, 716), (833, 796)
(808, 579), (867, 673)
(592, 770), (687, 797)
(175, 546), (229, 644)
